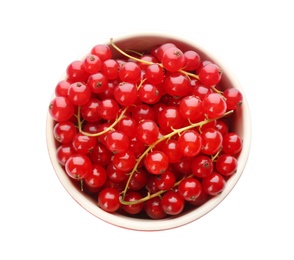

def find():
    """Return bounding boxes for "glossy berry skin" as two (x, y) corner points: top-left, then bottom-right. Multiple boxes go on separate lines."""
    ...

(201, 128), (223, 155)
(160, 139), (183, 163)
(145, 64), (165, 85)
(191, 155), (214, 178)
(178, 130), (202, 157)
(87, 73), (108, 94)
(91, 44), (112, 61)
(202, 172), (226, 196)
(55, 80), (71, 97)
(136, 120), (159, 145)
(161, 47), (186, 72)
(157, 106), (184, 133)
(49, 96), (74, 122)
(65, 154), (92, 180)
(84, 164), (107, 191)
(179, 95), (203, 122)
(144, 151), (169, 175)
(161, 191), (185, 215)
(66, 60), (88, 82)
(106, 131), (130, 154)
(53, 121), (77, 144)
(112, 150), (136, 172)
(184, 50), (201, 71)
(119, 62), (141, 83)
(67, 82), (91, 106)
(98, 187), (120, 213)
(114, 82), (138, 107)
(101, 59), (119, 80)
(128, 169), (148, 191)
(56, 144), (75, 166)
(223, 88), (243, 110)
(97, 98), (119, 120)
(144, 197), (167, 219)
(81, 98), (101, 123)
(83, 54), (102, 74)
(155, 170), (176, 190)
(163, 72), (191, 97)
(198, 63), (221, 86)
(216, 154), (238, 176)
(138, 83), (161, 104)
(222, 132), (242, 155)
(202, 93), (227, 119)
(72, 132), (96, 154)
(121, 192), (144, 215)
(178, 177), (202, 201)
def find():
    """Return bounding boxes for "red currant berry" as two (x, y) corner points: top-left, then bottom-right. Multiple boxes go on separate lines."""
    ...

(155, 170), (176, 190)
(179, 95), (204, 122)
(136, 119), (159, 145)
(144, 196), (167, 219)
(98, 187), (120, 213)
(183, 50), (201, 71)
(106, 131), (130, 154)
(119, 61), (141, 83)
(154, 43), (176, 61)
(89, 143), (112, 166)
(56, 144), (75, 166)
(91, 44), (112, 61)
(178, 130), (202, 157)
(160, 139), (183, 163)
(49, 96), (74, 122)
(201, 128), (223, 155)
(216, 154), (238, 176)
(97, 98), (119, 120)
(101, 59), (119, 80)
(222, 132), (242, 155)
(157, 106), (184, 133)
(138, 83), (161, 104)
(131, 104), (155, 122)
(81, 98), (101, 123)
(114, 82), (138, 107)
(112, 150), (136, 172)
(192, 80), (213, 100)
(84, 164), (107, 191)
(202, 172), (226, 196)
(191, 155), (214, 178)
(144, 151), (169, 175)
(202, 93), (227, 119)
(65, 154), (92, 180)
(87, 72), (108, 94)
(66, 60), (89, 82)
(128, 169), (148, 191)
(163, 72), (191, 97)
(161, 47), (186, 72)
(121, 192), (144, 215)
(215, 119), (229, 136)
(198, 63), (222, 86)
(72, 132), (96, 154)
(67, 82), (91, 106)
(223, 88), (243, 110)
(178, 177), (202, 202)
(117, 116), (138, 139)
(145, 64), (165, 85)
(161, 190), (185, 215)
(55, 80), (71, 97)
(106, 163), (128, 183)
(82, 54), (102, 74)
(53, 121), (77, 144)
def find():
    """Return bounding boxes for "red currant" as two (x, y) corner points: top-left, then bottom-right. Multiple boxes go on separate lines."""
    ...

(178, 177), (202, 201)
(49, 96), (74, 122)
(202, 172), (226, 196)
(161, 47), (186, 72)
(65, 154), (92, 180)
(67, 82), (91, 106)
(198, 63), (222, 86)
(202, 93), (227, 119)
(97, 187), (120, 213)
(161, 191), (185, 215)
(144, 151), (169, 175)
(216, 154), (238, 176)
(178, 130), (202, 157)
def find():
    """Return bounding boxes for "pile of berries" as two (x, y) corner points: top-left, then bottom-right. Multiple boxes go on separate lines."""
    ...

(49, 38), (243, 219)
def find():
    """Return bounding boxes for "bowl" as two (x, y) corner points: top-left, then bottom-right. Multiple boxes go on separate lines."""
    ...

(46, 32), (251, 231)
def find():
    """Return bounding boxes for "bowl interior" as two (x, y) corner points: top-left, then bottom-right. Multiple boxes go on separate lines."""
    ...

(46, 32), (251, 231)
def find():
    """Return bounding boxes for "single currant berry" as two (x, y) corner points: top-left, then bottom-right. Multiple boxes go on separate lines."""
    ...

(117, 116), (138, 139)
(106, 131), (130, 154)
(81, 98), (101, 123)
(128, 169), (148, 191)
(56, 144), (75, 166)
(144, 196), (167, 219)
(189, 188), (209, 206)
(138, 54), (159, 70)
(198, 63), (222, 86)
(89, 143), (112, 166)
(191, 155), (214, 178)
(97, 98), (120, 120)
(114, 82), (138, 107)
(138, 83), (161, 104)
(67, 82), (91, 106)
(161, 47), (186, 72)
(136, 119), (159, 145)
(119, 61), (141, 83)
(178, 177), (202, 202)
(131, 104), (155, 122)
(101, 59), (119, 80)
(202, 172), (226, 196)
(157, 106), (184, 133)
(65, 154), (92, 180)
(178, 130), (202, 157)
(97, 187), (120, 213)
(160, 139), (183, 163)
(191, 80), (213, 100)
(112, 149), (136, 172)
(161, 190), (185, 215)
(49, 96), (74, 122)
(55, 80), (71, 97)
(215, 119), (229, 136)
(223, 88), (243, 110)
(202, 93), (227, 119)
(106, 162), (128, 183)
(84, 164), (107, 192)
(121, 191), (144, 215)
(155, 170), (176, 191)
(87, 72), (108, 94)
(183, 50), (201, 71)
(145, 64), (165, 85)
(179, 95), (204, 122)
(66, 60), (89, 82)
(216, 154), (238, 176)
(153, 43), (176, 61)
(72, 132), (96, 154)
(82, 54), (102, 74)
(144, 150), (169, 175)
(201, 128), (223, 155)
(53, 121), (77, 144)
(91, 44), (112, 61)
(222, 132), (242, 155)
(163, 72), (192, 97)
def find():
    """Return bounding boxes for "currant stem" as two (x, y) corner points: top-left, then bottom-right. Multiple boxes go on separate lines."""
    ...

(76, 106), (129, 137)
(120, 110), (234, 203)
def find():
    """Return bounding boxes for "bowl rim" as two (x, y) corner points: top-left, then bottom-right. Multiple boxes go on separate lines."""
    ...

(46, 31), (252, 231)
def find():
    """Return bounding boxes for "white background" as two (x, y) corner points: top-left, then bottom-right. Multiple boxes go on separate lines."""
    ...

(1, 0), (293, 259)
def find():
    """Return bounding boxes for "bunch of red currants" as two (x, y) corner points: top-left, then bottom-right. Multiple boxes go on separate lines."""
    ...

(49, 39), (243, 219)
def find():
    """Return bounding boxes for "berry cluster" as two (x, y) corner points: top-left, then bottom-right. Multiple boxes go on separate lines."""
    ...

(49, 38), (243, 219)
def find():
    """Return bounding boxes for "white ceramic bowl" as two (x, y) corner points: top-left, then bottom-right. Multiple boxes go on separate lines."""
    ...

(46, 32), (251, 231)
